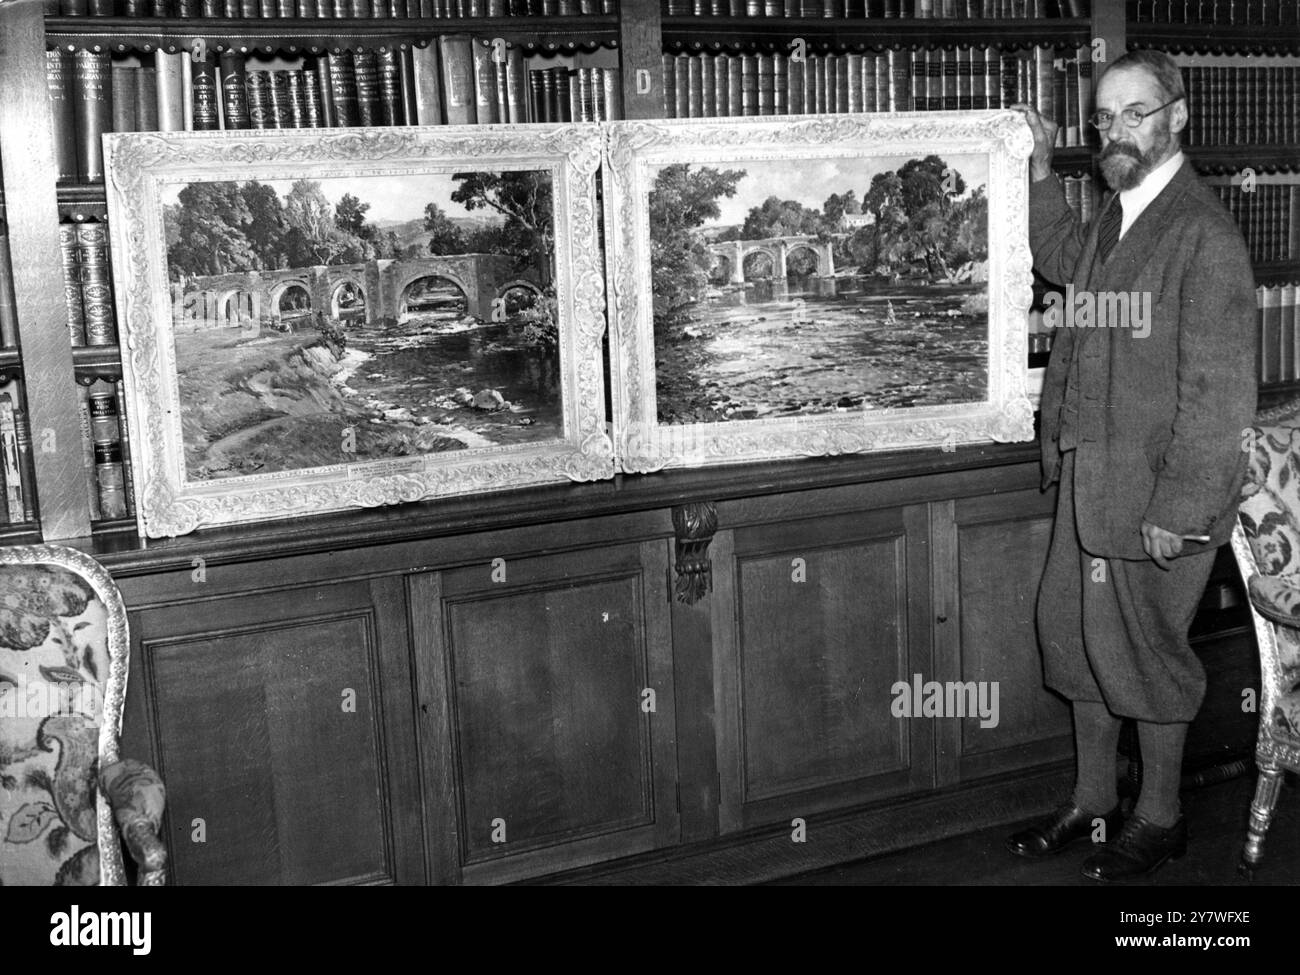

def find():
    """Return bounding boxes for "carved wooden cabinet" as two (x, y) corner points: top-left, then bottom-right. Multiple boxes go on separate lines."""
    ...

(105, 445), (1121, 884)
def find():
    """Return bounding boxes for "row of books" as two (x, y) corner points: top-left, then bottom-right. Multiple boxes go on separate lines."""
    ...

(1210, 183), (1300, 264)
(1132, 0), (1300, 25)
(59, 222), (119, 347)
(1181, 67), (1298, 148)
(0, 380), (36, 527)
(661, 45), (1094, 148)
(55, 0), (615, 16)
(49, 41), (622, 182)
(662, 0), (1089, 15)
(1256, 284), (1300, 385)
(77, 379), (134, 522)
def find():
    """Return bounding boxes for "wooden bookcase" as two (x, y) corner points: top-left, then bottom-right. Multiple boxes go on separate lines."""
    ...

(1, 0), (1295, 545)
(0, 0), (1292, 884)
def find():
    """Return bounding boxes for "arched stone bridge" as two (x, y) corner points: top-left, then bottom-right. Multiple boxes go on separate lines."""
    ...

(706, 235), (835, 284)
(172, 255), (542, 332)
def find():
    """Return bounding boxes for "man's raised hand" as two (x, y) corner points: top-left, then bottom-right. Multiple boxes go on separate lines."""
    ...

(1009, 104), (1059, 182)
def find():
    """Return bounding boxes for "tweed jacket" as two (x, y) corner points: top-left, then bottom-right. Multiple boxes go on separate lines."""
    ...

(1033, 157), (1257, 561)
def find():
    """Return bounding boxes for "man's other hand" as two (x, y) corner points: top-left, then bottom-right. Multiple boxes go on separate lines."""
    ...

(1009, 104), (1059, 182)
(1141, 521), (1184, 570)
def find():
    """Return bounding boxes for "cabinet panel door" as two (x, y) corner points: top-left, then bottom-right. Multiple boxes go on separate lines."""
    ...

(126, 578), (419, 885)
(415, 540), (677, 884)
(933, 489), (1072, 784)
(713, 506), (932, 832)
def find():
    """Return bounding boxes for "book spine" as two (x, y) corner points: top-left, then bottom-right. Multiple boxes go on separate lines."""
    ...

(353, 51), (380, 126)
(784, 54), (802, 115)
(888, 49), (908, 111)
(155, 51), (186, 132)
(505, 47), (527, 123)
(410, 43), (444, 124)
(439, 35), (477, 124)
(46, 49), (79, 182)
(845, 52), (863, 112)
(303, 69), (324, 127)
(315, 57), (337, 127)
(111, 67), (138, 134)
(73, 49), (112, 181)
(553, 67), (572, 123)
(77, 383), (102, 522)
(927, 48), (943, 112)
(286, 69), (309, 128)
(698, 56), (714, 119)
(377, 49), (404, 126)
(246, 70), (272, 128)
(603, 66), (622, 121)
(688, 55), (704, 117)
(266, 70), (291, 128)
(942, 47), (958, 111)
(191, 53), (220, 130)
(76, 223), (116, 346)
(727, 53), (742, 116)
(327, 53), (359, 126)
(741, 53), (757, 116)
(399, 48), (419, 126)
(471, 40), (500, 124)
(219, 52), (249, 129)
(89, 404), (128, 520)
(956, 46), (972, 111)
(114, 380), (135, 517)
(0, 391), (25, 524)
(58, 224), (87, 347)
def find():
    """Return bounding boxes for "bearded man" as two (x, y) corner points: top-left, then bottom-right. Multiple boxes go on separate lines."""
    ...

(1006, 50), (1258, 881)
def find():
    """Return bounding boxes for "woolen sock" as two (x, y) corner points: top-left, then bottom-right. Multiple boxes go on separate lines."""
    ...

(1071, 700), (1122, 813)
(1134, 720), (1188, 828)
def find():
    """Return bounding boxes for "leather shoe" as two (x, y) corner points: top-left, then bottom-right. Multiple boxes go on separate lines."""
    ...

(1006, 802), (1124, 858)
(1081, 814), (1188, 882)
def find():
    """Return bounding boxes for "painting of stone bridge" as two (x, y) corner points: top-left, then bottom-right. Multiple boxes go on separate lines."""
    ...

(705, 235), (835, 284)
(172, 254), (542, 333)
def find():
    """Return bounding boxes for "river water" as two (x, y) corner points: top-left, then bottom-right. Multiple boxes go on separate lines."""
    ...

(655, 276), (988, 425)
(340, 301), (561, 450)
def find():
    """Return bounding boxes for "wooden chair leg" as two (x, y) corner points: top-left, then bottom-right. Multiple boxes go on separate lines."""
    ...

(1239, 762), (1286, 879)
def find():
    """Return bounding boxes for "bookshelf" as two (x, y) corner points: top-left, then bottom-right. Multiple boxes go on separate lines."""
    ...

(0, 0), (1295, 545)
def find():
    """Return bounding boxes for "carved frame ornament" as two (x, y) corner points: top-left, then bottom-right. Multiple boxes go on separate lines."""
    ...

(603, 112), (1037, 473)
(104, 126), (613, 538)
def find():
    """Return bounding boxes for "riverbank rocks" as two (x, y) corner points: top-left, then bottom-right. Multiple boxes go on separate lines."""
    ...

(471, 389), (508, 411)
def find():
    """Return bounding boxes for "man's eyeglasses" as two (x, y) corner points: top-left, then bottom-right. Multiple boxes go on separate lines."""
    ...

(1087, 96), (1183, 131)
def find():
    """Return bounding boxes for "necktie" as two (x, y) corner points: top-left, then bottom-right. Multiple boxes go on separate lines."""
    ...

(1097, 195), (1123, 264)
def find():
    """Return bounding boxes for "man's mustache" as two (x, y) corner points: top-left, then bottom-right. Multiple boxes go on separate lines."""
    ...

(1101, 143), (1142, 161)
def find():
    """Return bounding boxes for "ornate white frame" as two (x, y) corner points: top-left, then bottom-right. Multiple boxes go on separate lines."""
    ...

(603, 112), (1036, 473)
(105, 126), (613, 538)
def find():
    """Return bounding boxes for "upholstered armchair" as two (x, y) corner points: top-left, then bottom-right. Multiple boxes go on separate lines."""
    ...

(0, 544), (166, 885)
(1232, 421), (1300, 878)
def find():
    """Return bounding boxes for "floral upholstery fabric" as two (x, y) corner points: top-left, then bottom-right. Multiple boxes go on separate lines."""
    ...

(0, 562), (163, 885)
(1238, 424), (1300, 740)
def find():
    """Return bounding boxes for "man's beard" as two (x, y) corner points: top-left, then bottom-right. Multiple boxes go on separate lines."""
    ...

(1098, 123), (1173, 191)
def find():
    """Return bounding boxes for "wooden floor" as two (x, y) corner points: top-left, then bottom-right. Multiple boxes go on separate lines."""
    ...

(769, 770), (1300, 885)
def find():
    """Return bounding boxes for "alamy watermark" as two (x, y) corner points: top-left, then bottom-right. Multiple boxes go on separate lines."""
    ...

(890, 673), (1000, 728)
(0, 674), (102, 720)
(1042, 284), (1152, 339)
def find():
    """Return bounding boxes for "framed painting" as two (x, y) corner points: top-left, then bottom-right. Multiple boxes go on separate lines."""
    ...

(104, 125), (612, 538)
(603, 111), (1036, 472)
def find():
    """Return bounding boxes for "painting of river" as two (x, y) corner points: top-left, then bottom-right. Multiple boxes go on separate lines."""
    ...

(647, 151), (990, 426)
(160, 169), (562, 482)
(656, 276), (986, 424)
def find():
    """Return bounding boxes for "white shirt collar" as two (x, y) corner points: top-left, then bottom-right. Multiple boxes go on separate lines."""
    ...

(1117, 149), (1185, 238)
